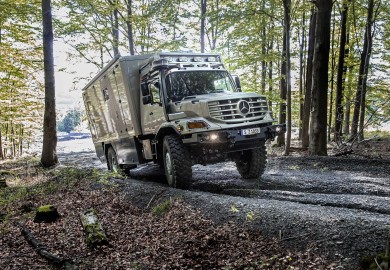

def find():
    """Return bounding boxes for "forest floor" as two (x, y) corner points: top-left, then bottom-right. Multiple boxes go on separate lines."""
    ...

(1, 134), (390, 270)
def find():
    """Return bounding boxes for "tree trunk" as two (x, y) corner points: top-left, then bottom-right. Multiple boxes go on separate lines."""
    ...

(309, 0), (333, 156)
(125, 0), (135, 55)
(111, 0), (119, 56)
(261, 0), (267, 95)
(277, 27), (287, 147)
(200, 0), (207, 53)
(268, 39), (273, 111)
(343, 31), (353, 136)
(0, 119), (3, 160)
(298, 7), (306, 140)
(358, 0), (375, 141)
(261, 26), (267, 95)
(328, 8), (336, 142)
(209, 0), (219, 50)
(283, 0), (292, 156)
(302, 7), (316, 149)
(19, 125), (23, 155)
(351, 0), (374, 140)
(41, 0), (58, 167)
(334, 1), (350, 142)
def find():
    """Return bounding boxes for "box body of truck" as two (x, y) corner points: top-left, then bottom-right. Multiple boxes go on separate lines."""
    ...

(83, 52), (285, 187)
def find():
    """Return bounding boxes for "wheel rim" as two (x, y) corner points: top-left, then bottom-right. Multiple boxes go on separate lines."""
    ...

(111, 157), (118, 172)
(165, 151), (173, 185)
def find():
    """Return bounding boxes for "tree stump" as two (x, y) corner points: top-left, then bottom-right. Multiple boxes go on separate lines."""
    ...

(0, 178), (6, 188)
(0, 170), (9, 188)
(80, 209), (108, 246)
(34, 205), (60, 223)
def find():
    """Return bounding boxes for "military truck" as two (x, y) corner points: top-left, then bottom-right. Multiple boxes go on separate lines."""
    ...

(82, 52), (285, 188)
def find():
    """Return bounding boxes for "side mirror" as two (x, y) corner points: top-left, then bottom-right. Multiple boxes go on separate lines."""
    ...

(142, 95), (151, 105)
(141, 82), (149, 96)
(233, 76), (242, 92)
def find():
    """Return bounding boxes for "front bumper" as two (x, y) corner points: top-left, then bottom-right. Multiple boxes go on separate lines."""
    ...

(182, 123), (286, 151)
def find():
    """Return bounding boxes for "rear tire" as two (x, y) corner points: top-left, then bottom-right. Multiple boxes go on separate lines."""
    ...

(163, 135), (192, 188)
(107, 147), (119, 173)
(235, 145), (267, 179)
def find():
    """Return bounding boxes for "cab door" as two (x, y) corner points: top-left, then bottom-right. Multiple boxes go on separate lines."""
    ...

(141, 76), (166, 135)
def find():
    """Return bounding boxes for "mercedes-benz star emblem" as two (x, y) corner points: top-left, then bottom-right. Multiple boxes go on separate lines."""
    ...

(238, 100), (250, 115)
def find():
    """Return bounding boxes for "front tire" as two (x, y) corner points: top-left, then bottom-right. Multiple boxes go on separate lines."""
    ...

(163, 135), (192, 188)
(235, 145), (267, 179)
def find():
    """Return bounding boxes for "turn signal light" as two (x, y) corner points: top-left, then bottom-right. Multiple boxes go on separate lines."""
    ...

(187, 121), (208, 129)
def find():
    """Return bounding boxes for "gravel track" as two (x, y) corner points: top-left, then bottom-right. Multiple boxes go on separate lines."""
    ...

(58, 138), (390, 269)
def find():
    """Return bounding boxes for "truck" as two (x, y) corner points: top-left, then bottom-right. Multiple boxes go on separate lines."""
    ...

(82, 52), (285, 188)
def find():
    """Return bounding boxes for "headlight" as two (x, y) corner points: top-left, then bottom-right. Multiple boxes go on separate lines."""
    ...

(210, 134), (218, 140)
(201, 133), (219, 142)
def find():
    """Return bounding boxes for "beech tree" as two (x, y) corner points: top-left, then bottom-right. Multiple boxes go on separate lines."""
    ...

(282, 0), (292, 155)
(301, 7), (316, 149)
(200, 0), (207, 52)
(309, 0), (333, 156)
(334, 0), (350, 142)
(351, 0), (377, 141)
(41, 0), (58, 167)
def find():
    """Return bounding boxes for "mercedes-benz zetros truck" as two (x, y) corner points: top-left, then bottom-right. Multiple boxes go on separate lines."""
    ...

(82, 52), (285, 188)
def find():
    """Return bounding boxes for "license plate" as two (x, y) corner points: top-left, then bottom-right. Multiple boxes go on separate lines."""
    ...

(241, 127), (261, 136)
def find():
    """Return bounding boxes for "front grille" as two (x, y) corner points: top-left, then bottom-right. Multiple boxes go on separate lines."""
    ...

(208, 97), (268, 124)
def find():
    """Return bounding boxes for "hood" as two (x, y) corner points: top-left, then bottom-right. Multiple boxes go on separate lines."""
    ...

(168, 91), (269, 124)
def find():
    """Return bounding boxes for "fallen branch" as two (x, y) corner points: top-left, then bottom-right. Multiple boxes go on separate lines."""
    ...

(80, 209), (108, 246)
(333, 149), (353, 157)
(146, 190), (166, 209)
(15, 222), (73, 268)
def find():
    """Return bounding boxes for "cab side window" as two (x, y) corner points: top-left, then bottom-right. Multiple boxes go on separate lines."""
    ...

(149, 81), (160, 104)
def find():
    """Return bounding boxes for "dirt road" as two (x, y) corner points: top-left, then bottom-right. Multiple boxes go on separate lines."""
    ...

(58, 138), (390, 269)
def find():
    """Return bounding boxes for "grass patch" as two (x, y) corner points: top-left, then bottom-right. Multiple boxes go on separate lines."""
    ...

(365, 130), (390, 140)
(151, 198), (172, 216)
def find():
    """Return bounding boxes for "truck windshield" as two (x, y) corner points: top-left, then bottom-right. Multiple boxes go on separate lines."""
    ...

(165, 71), (236, 101)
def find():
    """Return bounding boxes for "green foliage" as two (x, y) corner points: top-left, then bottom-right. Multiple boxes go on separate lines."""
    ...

(0, 0), (43, 159)
(245, 211), (256, 222)
(57, 110), (81, 133)
(365, 130), (390, 139)
(151, 198), (172, 216)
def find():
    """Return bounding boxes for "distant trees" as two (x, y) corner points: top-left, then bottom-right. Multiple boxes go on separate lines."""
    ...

(58, 110), (81, 133)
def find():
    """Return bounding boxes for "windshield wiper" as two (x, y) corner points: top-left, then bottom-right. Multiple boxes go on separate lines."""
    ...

(182, 96), (197, 100)
(208, 89), (224, 94)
